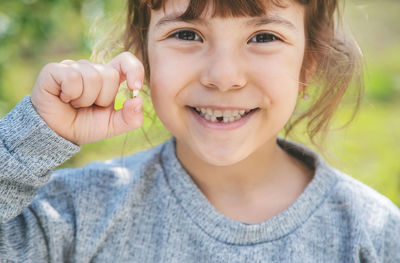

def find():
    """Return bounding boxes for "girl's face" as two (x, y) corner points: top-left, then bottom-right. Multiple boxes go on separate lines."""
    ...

(147, 0), (306, 166)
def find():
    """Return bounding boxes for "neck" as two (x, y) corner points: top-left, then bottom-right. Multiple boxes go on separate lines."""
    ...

(176, 137), (286, 196)
(175, 137), (313, 223)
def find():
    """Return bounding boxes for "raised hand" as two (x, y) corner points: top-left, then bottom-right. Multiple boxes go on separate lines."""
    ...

(31, 52), (145, 146)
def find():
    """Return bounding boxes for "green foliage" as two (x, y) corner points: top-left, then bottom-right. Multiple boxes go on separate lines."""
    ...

(364, 45), (400, 101)
(326, 101), (400, 206)
(0, 0), (399, 207)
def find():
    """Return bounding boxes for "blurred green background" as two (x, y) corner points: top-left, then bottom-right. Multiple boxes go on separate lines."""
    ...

(0, 0), (399, 206)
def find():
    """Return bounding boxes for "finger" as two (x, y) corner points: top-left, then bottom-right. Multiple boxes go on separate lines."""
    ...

(92, 64), (120, 107)
(67, 61), (103, 108)
(70, 59), (120, 107)
(108, 96), (144, 137)
(77, 60), (122, 107)
(108, 51), (145, 92)
(39, 63), (84, 103)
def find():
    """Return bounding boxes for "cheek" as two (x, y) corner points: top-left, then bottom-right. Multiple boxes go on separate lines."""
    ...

(149, 47), (176, 103)
(250, 51), (303, 128)
(148, 46), (192, 133)
(148, 44), (202, 107)
(252, 52), (302, 97)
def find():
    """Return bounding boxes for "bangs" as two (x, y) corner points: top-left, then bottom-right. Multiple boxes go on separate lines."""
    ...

(148, 0), (285, 19)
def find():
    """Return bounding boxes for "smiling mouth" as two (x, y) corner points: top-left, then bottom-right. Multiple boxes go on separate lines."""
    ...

(189, 106), (260, 123)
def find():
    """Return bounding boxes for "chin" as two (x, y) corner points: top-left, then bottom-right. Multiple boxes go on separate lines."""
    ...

(195, 143), (249, 167)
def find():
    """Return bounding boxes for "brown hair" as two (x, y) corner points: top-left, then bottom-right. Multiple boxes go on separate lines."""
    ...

(96, 0), (363, 147)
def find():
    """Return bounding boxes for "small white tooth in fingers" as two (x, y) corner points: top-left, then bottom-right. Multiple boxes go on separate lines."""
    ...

(133, 89), (140, 98)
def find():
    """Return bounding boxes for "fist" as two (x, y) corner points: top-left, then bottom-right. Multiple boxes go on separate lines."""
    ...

(31, 52), (145, 145)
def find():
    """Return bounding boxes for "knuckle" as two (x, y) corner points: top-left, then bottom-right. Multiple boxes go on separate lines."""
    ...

(60, 59), (75, 64)
(77, 59), (90, 64)
(122, 51), (142, 67)
(128, 60), (145, 78)
(86, 70), (102, 83)
(66, 69), (82, 83)
(42, 62), (58, 73)
(107, 67), (120, 80)
(121, 51), (134, 58)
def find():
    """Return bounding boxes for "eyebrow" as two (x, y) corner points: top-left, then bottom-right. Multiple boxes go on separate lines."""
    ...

(155, 13), (297, 31)
(246, 15), (297, 31)
(155, 13), (208, 29)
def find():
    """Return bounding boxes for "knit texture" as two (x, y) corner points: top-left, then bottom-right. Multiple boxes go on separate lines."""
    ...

(1, 95), (400, 262)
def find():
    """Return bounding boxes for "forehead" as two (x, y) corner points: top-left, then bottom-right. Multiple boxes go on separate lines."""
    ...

(152, 0), (295, 19)
(150, 0), (304, 32)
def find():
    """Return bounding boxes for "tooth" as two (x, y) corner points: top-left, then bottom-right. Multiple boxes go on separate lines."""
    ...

(201, 108), (207, 114)
(239, 110), (245, 115)
(211, 115), (217, 122)
(229, 116), (235, 122)
(223, 117), (229, 123)
(223, 110), (231, 117)
(205, 114), (211, 120)
(235, 115), (241, 120)
(207, 108), (213, 115)
(196, 107), (200, 112)
(232, 110), (239, 117)
(214, 110), (222, 117)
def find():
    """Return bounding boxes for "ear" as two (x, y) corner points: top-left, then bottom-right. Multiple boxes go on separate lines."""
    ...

(298, 54), (318, 93)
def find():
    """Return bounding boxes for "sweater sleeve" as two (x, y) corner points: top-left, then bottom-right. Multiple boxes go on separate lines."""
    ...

(0, 95), (80, 260)
(382, 204), (400, 262)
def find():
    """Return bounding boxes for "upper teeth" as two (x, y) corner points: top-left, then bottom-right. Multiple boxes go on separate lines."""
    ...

(194, 107), (253, 123)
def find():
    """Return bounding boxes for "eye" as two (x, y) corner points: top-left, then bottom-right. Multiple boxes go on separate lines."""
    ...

(248, 32), (282, 44)
(169, 30), (202, 42)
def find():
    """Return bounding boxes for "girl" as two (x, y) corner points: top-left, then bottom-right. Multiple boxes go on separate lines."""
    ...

(1, 0), (399, 262)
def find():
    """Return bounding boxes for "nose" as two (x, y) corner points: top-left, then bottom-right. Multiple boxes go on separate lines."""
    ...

(200, 47), (247, 92)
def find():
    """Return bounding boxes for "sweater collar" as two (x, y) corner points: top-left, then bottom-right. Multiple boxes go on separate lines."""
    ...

(160, 136), (339, 245)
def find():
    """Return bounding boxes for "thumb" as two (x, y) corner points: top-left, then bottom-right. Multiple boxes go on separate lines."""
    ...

(108, 96), (144, 137)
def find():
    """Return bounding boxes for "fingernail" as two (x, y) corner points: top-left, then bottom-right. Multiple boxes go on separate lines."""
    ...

(134, 80), (142, 90)
(134, 100), (142, 113)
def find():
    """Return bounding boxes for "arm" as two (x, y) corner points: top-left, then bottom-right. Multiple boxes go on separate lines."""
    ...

(0, 95), (80, 222)
(0, 53), (145, 261)
(0, 96), (80, 261)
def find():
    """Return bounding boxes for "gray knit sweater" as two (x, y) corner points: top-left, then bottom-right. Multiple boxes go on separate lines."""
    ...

(1, 95), (400, 262)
